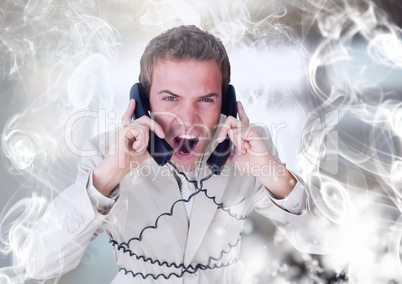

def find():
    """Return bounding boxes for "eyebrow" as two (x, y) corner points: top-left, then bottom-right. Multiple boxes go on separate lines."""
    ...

(157, 90), (220, 98)
(158, 90), (179, 97)
(202, 93), (219, 98)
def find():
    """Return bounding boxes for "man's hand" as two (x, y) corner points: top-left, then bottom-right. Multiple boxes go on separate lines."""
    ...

(216, 101), (296, 199)
(92, 99), (165, 196)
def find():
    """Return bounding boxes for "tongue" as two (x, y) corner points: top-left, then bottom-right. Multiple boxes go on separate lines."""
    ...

(174, 137), (197, 154)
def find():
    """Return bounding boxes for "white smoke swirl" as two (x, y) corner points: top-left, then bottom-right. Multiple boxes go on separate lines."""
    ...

(1, 0), (122, 282)
(296, 0), (402, 283)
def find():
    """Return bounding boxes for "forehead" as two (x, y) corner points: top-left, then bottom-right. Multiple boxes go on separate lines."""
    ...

(151, 59), (223, 93)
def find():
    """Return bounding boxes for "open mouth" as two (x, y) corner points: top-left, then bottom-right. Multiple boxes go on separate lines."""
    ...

(174, 134), (199, 155)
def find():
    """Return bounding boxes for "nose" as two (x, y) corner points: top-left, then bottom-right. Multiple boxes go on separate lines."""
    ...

(179, 101), (200, 128)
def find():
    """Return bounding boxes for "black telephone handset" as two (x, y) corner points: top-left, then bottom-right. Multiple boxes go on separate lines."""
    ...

(130, 83), (173, 166)
(129, 83), (237, 174)
(206, 85), (237, 175)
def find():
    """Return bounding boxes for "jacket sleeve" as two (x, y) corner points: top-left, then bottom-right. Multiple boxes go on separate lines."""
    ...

(22, 136), (117, 279)
(252, 126), (345, 255)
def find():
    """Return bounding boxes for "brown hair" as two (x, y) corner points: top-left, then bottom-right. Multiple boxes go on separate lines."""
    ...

(139, 25), (231, 96)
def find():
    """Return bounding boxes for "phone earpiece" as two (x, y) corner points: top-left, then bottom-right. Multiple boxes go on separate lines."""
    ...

(130, 83), (173, 166)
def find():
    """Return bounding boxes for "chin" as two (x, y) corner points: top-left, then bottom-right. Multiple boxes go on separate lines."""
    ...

(170, 157), (197, 172)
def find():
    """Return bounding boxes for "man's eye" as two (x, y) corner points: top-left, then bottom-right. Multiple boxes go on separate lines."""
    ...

(201, 98), (213, 102)
(164, 96), (176, 101)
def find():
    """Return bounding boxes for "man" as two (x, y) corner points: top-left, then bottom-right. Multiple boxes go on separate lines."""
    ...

(23, 25), (334, 283)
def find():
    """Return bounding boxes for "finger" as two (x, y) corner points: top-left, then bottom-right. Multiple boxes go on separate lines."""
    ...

(227, 128), (247, 155)
(122, 123), (152, 155)
(122, 99), (136, 125)
(130, 116), (166, 139)
(116, 124), (146, 157)
(237, 101), (249, 127)
(228, 125), (254, 155)
(124, 128), (141, 149)
(217, 116), (241, 143)
(130, 128), (148, 151)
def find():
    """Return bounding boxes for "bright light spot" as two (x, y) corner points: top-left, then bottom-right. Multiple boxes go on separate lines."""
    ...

(368, 32), (402, 68)
(231, 46), (306, 91)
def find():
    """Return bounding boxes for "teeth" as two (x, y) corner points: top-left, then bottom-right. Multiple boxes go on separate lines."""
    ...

(179, 134), (197, 139)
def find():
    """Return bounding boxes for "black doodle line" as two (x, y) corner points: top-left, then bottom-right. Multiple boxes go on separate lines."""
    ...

(110, 161), (248, 279)
(114, 234), (242, 280)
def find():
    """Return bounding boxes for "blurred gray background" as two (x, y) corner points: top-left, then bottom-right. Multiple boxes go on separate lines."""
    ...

(1, 0), (402, 283)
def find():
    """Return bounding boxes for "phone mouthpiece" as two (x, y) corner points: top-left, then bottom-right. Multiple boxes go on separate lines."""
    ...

(206, 138), (231, 175)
